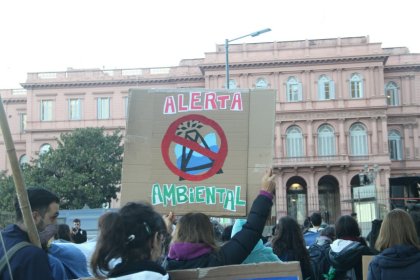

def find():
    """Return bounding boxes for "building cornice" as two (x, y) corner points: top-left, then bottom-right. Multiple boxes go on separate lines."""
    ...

(2, 98), (27, 104)
(199, 54), (389, 73)
(21, 76), (204, 90)
(384, 65), (420, 73)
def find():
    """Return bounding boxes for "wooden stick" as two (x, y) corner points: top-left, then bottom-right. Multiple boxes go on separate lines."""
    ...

(0, 96), (41, 247)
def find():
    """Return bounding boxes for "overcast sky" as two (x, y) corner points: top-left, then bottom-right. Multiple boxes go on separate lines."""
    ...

(0, 0), (418, 89)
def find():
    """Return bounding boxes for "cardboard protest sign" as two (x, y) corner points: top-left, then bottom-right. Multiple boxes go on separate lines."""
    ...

(168, 261), (302, 280)
(121, 88), (275, 216)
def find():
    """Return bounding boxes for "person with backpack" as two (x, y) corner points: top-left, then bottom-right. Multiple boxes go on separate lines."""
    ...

(308, 225), (335, 280)
(0, 188), (60, 280)
(327, 215), (373, 280)
(304, 212), (323, 247)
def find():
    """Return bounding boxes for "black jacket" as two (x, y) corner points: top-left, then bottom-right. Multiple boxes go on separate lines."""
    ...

(71, 228), (87, 244)
(368, 244), (420, 280)
(166, 194), (273, 270)
(328, 239), (373, 280)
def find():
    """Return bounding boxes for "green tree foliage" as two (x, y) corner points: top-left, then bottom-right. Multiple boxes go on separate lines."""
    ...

(25, 127), (123, 209)
(0, 171), (17, 227)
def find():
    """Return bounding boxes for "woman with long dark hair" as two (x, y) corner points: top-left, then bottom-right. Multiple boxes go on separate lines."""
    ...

(271, 216), (313, 280)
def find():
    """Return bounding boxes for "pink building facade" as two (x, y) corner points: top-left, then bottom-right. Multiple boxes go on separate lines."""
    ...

(1, 36), (419, 226)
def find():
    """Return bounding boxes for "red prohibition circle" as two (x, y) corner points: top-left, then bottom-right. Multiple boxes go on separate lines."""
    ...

(161, 114), (228, 181)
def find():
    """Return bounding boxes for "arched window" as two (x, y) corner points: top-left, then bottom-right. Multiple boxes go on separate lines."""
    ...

(349, 123), (368, 155)
(286, 126), (304, 157)
(39, 144), (51, 155)
(388, 130), (402, 160)
(286, 77), (302, 102)
(255, 78), (268, 89)
(318, 75), (335, 100)
(228, 79), (237, 89)
(350, 74), (363, 99)
(385, 82), (399, 106)
(318, 124), (336, 156)
(19, 154), (29, 166)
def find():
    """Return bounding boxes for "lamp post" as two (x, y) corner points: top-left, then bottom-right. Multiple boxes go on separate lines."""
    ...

(225, 28), (271, 89)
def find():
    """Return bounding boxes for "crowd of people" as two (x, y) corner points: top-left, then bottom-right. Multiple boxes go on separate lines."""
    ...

(1, 169), (420, 280)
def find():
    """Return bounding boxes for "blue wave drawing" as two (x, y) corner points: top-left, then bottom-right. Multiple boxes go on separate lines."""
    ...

(174, 133), (219, 175)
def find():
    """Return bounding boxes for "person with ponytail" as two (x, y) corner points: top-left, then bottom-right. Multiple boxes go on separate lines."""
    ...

(90, 203), (169, 280)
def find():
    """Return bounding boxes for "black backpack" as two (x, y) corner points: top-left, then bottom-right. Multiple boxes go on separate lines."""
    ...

(308, 242), (330, 280)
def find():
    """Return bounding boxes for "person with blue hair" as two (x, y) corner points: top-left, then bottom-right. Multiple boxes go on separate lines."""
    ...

(231, 219), (281, 264)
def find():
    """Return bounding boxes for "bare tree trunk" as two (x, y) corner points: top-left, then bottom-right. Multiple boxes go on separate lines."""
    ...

(0, 97), (41, 248)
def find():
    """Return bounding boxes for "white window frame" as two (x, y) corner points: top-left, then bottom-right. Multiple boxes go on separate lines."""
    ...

(317, 124), (336, 156)
(286, 77), (302, 102)
(19, 113), (27, 133)
(388, 130), (402, 160)
(350, 74), (363, 99)
(40, 100), (53, 121)
(385, 82), (399, 106)
(286, 126), (304, 157)
(97, 97), (110, 119)
(69, 98), (82, 120)
(349, 123), (368, 155)
(318, 75), (335, 100)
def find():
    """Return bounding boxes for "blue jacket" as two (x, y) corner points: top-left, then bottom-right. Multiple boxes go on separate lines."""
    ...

(303, 229), (321, 247)
(49, 242), (91, 278)
(368, 245), (420, 280)
(0, 224), (55, 280)
(230, 219), (281, 264)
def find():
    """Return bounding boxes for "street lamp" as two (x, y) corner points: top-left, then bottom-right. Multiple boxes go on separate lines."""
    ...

(225, 28), (271, 89)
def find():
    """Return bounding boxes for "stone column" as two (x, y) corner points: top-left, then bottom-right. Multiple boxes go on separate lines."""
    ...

(371, 117), (378, 155)
(275, 174), (287, 218)
(339, 118), (346, 155)
(307, 120), (314, 157)
(308, 171), (318, 213)
(413, 122), (419, 159)
(275, 121), (281, 158)
(380, 116), (388, 154)
(341, 170), (352, 214)
(404, 124), (412, 159)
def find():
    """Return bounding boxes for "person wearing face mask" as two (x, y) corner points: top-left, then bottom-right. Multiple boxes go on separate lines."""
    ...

(0, 188), (60, 280)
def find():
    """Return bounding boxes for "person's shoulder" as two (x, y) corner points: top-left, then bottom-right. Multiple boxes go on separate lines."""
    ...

(109, 271), (169, 280)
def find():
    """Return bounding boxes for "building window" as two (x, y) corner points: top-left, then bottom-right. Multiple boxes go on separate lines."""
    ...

(286, 77), (302, 102)
(69, 98), (82, 120)
(318, 75), (335, 100)
(227, 79), (237, 89)
(39, 144), (51, 155)
(97, 97), (110, 119)
(350, 74), (363, 99)
(349, 123), (368, 155)
(124, 96), (129, 118)
(255, 78), (268, 89)
(388, 130), (402, 160)
(40, 100), (53, 121)
(318, 124), (336, 156)
(286, 125), (304, 157)
(385, 82), (399, 106)
(19, 113), (27, 133)
(19, 154), (28, 166)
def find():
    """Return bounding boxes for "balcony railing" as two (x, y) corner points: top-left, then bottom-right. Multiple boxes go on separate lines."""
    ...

(273, 155), (350, 168)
